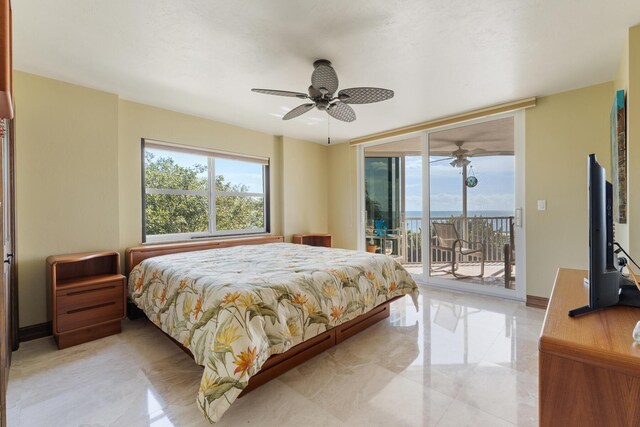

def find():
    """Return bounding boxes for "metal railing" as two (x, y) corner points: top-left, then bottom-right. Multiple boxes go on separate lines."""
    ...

(403, 216), (514, 264)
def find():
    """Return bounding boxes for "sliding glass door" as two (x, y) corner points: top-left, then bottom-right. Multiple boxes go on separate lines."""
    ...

(359, 112), (525, 300)
(427, 116), (517, 294)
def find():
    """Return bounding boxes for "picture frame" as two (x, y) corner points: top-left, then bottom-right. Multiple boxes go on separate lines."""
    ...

(611, 89), (627, 223)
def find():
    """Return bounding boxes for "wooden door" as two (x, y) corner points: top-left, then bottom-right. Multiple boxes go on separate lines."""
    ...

(0, 118), (7, 427)
(0, 1), (13, 424)
(3, 118), (14, 349)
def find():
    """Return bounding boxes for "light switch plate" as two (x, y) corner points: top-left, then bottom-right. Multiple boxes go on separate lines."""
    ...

(537, 200), (546, 211)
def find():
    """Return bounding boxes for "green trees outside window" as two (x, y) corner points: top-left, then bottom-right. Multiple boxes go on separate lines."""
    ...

(144, 148), (266, 239)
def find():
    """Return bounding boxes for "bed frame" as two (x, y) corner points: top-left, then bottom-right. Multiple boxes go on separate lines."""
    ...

(125, 235), (401, 397)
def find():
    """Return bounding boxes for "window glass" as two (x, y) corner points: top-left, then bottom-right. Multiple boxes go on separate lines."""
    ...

(215, 158), (264, 193)
(145, 194), (209, 236)
(143, 142), (268, 241)
(216, 196), (264, 231)
(145, 148), (208, 191)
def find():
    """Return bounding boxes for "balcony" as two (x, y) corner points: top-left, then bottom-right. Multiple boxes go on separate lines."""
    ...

(394, 216), (515, 289)
(364, 118), (517, 290)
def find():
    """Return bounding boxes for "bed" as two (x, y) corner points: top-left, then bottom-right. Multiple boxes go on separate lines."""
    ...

(126, 236), (419, 423)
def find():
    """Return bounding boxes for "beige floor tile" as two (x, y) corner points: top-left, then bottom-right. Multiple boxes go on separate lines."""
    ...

(6, 286), (543, 426)
(436, 400), (516, 427)
(454, 361), (538, 426)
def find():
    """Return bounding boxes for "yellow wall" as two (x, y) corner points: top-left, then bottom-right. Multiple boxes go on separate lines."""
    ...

(627, 25), (640, 257)
(281, 136), (329, 241)
(117, 100), (284, 250)
(525, 82), (613, 298)
(14, 73), (328, 327)
(610, 24), (640, 266)
(14, 72), (120, 326)
(327, 143), (358, 249)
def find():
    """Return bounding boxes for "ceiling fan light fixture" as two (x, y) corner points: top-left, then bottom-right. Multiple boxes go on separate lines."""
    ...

(450, 158), (471, 168)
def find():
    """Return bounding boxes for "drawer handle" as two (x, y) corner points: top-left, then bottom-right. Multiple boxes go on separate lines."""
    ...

(67, 285), (116, 296)
(67, 301), (116, 314)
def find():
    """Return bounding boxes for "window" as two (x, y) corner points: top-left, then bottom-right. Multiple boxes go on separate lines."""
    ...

(142, 140), (269, 242)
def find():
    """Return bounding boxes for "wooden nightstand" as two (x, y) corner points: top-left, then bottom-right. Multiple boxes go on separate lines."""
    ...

(292, 233), (332, 248)
(47, 251), (126, 349)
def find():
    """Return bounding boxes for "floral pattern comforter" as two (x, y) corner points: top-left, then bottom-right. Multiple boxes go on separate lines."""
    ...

(128, 242), (419, 423)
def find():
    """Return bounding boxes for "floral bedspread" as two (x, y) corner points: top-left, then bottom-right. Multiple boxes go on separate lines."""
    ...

(128, 242), (419, 423)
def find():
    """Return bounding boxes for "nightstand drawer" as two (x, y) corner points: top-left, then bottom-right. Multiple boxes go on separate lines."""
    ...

(56, 280), (124, 333)
(56, 279), (124, 314)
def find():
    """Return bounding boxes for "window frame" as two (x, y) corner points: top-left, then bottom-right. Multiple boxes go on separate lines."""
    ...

(141, 139), (270, 243)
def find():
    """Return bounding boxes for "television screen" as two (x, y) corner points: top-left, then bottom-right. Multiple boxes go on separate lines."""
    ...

(569, 154), (640, 316)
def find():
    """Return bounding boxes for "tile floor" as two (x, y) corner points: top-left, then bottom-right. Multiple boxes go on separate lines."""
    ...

(405, 263), (514, 289)
(6, 285), (544, 426)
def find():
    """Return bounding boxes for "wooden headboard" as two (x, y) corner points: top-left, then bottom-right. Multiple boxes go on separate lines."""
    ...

(125, 235), (284, 276)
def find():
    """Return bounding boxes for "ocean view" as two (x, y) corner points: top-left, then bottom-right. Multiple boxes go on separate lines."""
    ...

(402, 210), (515, 232)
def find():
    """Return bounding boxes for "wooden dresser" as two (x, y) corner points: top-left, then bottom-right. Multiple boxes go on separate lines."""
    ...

(47, 251), (126, 349)
(539, 268), (640, 426)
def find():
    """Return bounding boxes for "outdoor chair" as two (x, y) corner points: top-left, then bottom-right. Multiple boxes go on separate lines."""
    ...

(432, 222), (485, 278)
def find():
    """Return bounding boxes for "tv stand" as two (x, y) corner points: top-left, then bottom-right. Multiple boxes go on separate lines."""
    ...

(568, 276), (640, 317)
(540, 268), (640, 426)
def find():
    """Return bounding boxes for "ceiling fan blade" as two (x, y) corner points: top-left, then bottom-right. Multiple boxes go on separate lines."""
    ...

(252, 88), (309, 99)
(327, 102), (356, 122)
(283, 103), (315, 120)
(469, 150), (514, 157)
(429, 157), (455, 164)
(338, 87), (394, 104)
(311, 64), (339, 95)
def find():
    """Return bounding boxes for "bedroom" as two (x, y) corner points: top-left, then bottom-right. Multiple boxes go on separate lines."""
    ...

(2, 1), (640, 426)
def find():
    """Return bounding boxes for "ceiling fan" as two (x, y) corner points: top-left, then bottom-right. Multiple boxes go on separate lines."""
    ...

(251, 59), (394, 122)
(430, 142), (488, 168)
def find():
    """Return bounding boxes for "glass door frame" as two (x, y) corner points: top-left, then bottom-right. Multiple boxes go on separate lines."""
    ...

(357, 110), (526, 301)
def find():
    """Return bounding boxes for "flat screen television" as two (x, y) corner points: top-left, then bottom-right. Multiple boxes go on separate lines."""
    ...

(568, 154), (640, 316)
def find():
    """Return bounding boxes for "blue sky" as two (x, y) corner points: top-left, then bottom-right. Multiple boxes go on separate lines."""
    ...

(405, 155), (514, 212)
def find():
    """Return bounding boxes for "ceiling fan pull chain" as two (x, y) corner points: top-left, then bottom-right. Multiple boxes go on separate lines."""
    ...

(327, 116), (331, 145)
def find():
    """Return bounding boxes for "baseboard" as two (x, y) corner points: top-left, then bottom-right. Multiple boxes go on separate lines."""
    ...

(18, 321), (52, 342)
(526, 295), (549, 309)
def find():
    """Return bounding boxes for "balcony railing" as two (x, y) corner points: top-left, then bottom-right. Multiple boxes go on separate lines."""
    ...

(403, 215), (514, 264)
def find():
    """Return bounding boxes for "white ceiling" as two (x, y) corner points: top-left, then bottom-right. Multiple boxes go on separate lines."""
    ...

(430, 117), (514, 155)
(12, 1), (640, 144)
